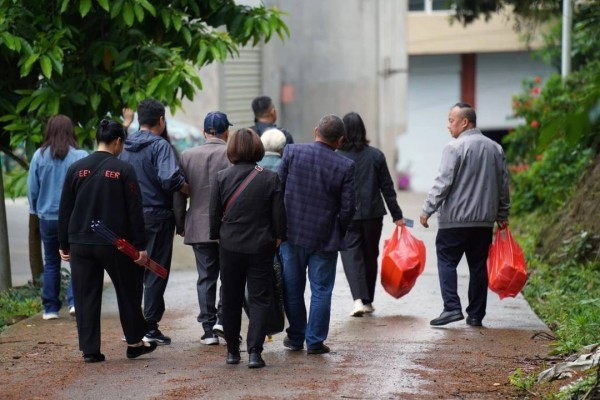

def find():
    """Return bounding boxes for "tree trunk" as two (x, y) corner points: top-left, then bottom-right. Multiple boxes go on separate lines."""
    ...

(0, 168), (12, 290)
(29, 214), (43, 287)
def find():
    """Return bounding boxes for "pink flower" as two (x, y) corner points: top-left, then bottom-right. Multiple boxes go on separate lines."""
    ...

(530, 120), (539, 129)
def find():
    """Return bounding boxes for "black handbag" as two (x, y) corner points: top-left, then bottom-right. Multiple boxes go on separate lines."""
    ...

(265, 252), (285, 336)
(242, 252), (285, 336)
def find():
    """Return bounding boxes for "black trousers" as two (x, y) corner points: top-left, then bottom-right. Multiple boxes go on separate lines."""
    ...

(193, 242), (222, 333)
(70, 244), (147, 356)
(340, 218), (384, 303)
(220, 247), (273, 354)
(435, 227), (493, 320)
(143, 214), (175, 330)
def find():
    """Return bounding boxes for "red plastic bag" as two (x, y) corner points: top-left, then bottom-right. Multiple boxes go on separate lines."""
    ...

(487, 227), (528, 299)
(381, 226), (426, 299)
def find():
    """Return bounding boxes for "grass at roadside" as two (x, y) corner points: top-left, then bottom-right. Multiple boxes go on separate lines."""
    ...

(0, 285), (42, 331)
(511, 214), (600, 398)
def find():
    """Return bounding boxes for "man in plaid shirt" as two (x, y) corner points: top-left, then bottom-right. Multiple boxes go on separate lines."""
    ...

(278, 114), (356, 355)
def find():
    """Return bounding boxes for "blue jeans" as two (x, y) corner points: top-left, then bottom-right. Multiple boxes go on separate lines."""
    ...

(280, 242), (338, 350)
(39, 219), (73, 313)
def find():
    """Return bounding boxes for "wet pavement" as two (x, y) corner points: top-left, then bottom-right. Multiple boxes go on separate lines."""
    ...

(1, 192), (552, 399)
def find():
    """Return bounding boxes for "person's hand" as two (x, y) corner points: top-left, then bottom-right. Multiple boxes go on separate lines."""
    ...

(59, 249), (70, 262)
(394, 219), (406, 227)
(275, 239), (282, 247)
(178, 230), (185, 237)
(420, 213), (430, 228)
(497, 220), (509, 230)
(134, 250), (148, 266)
(122, 108), (134, 129)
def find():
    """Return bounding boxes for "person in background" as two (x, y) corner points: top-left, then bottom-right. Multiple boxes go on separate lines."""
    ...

(58, 119), (156, 363)
(250, 96), (294, 145)
(278, 115), (355, 355)
(180, 111), (232, 345)
(119, 99), (189, 345)
(338, 112), (405, 317)
(420, 102), (510, 328)
(122, 107), (186, 237)
(27, 115), (88, 320)
(257, 128), (287, 172)
(209, 128), (286, 368)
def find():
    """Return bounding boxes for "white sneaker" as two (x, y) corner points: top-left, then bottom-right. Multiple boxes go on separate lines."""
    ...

(363, 303), (375, 313)
(69, 306), (76, 316)
(212, 323), (225, 339)
(43, 312), (59, 320)
(349, 299), (366, 317)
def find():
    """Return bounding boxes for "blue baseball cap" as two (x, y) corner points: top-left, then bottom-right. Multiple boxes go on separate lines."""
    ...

(204, 111), (232, 134)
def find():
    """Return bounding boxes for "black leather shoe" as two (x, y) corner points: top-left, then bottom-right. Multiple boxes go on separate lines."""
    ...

(83, 353), (105, 363)
(226, 351), (241, 365)
(307, 344), (330, 354)
(430, 310), (464, 326)
(466, 316), (483, 327)
(248, 352), (265, 368)
(283, 336), (303, 351)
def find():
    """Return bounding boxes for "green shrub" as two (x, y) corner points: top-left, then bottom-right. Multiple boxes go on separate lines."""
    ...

(0, 285), (42, 330)
(509, 140), (593, 215)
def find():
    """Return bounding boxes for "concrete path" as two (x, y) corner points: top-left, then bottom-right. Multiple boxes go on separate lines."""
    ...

(1, 192), (552, 399)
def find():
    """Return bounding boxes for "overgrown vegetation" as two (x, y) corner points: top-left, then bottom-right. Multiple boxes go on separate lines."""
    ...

(0, 268), (71, 331)
(455, 1), (600, 398)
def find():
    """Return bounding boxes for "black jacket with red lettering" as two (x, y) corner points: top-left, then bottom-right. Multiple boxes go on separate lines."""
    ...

(58, 151), (146, 251)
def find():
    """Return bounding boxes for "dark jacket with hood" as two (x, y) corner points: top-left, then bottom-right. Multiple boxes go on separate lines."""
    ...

(251, 121), (294, 146)
(119, 130), (186, 218)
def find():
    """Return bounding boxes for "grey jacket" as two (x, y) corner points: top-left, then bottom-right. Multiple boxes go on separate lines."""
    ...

(422, 128), (510, 229)
(180, 138), (230, 243)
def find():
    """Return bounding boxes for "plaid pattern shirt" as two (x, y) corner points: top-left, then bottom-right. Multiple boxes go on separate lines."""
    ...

(278, 142), (356, 252)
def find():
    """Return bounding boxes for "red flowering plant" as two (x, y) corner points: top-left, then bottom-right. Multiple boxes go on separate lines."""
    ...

(505, 65), (600, 215)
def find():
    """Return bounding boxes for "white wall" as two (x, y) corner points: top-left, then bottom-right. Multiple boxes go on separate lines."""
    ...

(476, 52), (556, 129)
(400, 55), (460, 193)
(401, 52), (557, 193)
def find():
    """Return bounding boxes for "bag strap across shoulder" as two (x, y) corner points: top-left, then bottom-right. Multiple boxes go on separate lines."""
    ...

(224, 165), (263, 214)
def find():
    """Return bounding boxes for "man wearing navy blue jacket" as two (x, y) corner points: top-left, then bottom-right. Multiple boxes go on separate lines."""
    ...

(278, 114), (356, 354)
(119, 99), (189, 345)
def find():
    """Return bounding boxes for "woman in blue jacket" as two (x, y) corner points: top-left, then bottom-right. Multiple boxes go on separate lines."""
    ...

(27, 115), (88, 320)
(338, 112), (405, 317)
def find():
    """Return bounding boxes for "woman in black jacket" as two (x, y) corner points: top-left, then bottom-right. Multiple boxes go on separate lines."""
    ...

(58, 119), (157, 363)
(338, 112), (405, 317)
(209, 128), (286, 368)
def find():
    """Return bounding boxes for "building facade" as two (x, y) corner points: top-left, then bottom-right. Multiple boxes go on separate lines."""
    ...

(401, 0), (556, 191)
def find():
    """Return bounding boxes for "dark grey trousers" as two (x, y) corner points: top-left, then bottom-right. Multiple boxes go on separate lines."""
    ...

(193, 242), (222, 333)
(143, 214), (175, 330)
(435, 227), (493, 320)
(340, 218), (384, 303)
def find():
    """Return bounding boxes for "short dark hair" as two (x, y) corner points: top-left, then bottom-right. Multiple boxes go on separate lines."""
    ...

(137, 99), (165, 127)
(97, 119), (126, 144)
(316, 115), (345, 143)
(251, 96), (273, 118)
(453, 102), (477, 127)
(340, 112), (369, 151)
(227, 128), (265, 164)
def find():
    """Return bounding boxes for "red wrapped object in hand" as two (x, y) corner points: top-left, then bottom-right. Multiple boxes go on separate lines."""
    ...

(91, 221), (168, 279)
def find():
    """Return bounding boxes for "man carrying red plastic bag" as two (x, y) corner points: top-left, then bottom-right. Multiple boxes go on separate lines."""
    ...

(420, 103), (511, 328)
